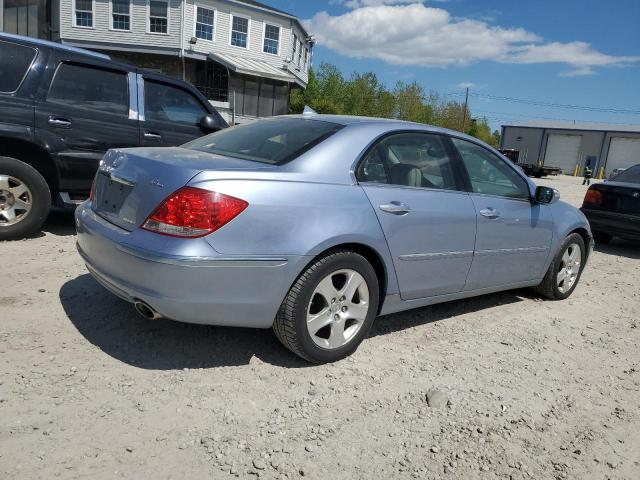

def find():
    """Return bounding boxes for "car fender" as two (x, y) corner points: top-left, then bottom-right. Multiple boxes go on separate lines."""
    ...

(190, 178), (401, 297)
(544, 200), (593, 270)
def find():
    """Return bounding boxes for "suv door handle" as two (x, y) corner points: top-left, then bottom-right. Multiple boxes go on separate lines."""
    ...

(379, 201), (411, 215)
(479, 207), (500, 219)
(143, 131), (162, 141)
(48, 116), (71, 128)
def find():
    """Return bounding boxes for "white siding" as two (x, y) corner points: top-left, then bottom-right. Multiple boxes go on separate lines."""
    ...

(56, 0), (310, 85)
(181, 0), (308, 84)
(60, 0), (183, 51)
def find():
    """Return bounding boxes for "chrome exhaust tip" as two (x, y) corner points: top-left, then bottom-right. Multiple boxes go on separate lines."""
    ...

(134, 300), (162, 320)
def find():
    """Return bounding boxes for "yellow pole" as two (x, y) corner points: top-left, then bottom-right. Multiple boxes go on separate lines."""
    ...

(573, 163), (579, 176)
(598, 166), (605, 179)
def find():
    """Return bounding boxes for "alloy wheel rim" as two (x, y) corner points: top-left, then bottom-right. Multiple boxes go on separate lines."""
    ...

(306, 269), (370, 350)
(0, 175), (32, 227)
(557, 243), (582, 294)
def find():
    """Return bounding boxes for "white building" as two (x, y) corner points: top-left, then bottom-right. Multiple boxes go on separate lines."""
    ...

(1, 0), (313, 122)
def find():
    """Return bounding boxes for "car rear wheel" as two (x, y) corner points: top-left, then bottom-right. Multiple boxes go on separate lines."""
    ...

(534, 233), (586, 300)
(0, 157), (51, 241)
(273, 249), (379, 363)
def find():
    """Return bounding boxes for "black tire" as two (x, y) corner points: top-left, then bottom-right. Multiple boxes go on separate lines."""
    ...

(534, 233), (586, 300)
(0, 156), (51, 241)
(592, 230), (612, 244)
(273, 249), (380, 364)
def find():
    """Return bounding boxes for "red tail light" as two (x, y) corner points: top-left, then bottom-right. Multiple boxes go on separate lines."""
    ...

(89, 174), (97, 202)
(142, 187), (248, 238)
(583, 188), (602, 207)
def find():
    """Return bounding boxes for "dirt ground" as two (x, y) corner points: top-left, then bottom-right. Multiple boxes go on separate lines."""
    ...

(1, 175), (639, 480)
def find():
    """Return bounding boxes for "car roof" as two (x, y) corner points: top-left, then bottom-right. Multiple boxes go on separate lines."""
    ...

(280, 114), (483, 142)
(0, 32), (111, 61)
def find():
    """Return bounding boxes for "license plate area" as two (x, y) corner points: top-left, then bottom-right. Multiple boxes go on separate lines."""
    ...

(94, 171), (134, 215)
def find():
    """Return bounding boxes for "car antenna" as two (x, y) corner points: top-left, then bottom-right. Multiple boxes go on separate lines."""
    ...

(303, 105), (318, 116)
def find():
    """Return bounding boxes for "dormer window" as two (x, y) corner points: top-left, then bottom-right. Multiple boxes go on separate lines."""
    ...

(230, 15), (249, 48)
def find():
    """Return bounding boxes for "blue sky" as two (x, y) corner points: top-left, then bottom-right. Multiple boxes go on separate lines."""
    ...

(267, 0), (639, 130)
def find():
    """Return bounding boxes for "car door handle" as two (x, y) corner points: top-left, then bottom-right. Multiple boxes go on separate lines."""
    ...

(379, 201), (411, 215)
(143, 131), (162, 141)
(479, 207), (500, 219)
(48, 116), (71, 128)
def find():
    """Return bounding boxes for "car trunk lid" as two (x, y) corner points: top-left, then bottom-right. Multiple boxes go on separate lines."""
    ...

(92, 147), (275, 231)
(585, 182), (640, 215)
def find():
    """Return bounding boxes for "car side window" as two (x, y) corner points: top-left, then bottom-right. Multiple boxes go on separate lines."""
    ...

(0, 41), (37, 93)
(144, 80), (207, 126)
(357, 133), (459, 190)
(452, 138), (530, 200)
(47, 63), (128, 115)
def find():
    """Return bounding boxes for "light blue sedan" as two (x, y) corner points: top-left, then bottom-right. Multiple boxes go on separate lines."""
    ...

(76, 115), (593, 363)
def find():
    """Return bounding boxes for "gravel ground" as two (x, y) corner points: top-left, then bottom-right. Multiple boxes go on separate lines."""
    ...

(1, 175), (639, 480)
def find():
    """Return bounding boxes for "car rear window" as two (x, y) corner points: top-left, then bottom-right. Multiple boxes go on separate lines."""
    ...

(183, 118), (343, 165)
(0, 40), (37, 93)
(611, 165), (640, 184)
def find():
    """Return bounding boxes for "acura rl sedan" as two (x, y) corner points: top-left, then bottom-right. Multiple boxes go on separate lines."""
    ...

(76, 115), (593, 363)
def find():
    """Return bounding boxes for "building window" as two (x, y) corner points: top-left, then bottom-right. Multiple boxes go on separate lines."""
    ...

(230, 15), (249, 48)
(292, 33), (297, 62)
(149, 0), (168, 34)
(263, 24), (280, 55)
(112, 0), (130, 30)
(195, 6), (214, 40)
(75, 0), (93, 28)
(297, 39), (302, 66)
(303, 46), (308, 67)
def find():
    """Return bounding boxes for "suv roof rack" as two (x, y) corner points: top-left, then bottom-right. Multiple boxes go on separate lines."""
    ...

(0, 32), (111, 61)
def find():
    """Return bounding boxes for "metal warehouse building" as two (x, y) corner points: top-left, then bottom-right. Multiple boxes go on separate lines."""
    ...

(500, 121), (640, 177)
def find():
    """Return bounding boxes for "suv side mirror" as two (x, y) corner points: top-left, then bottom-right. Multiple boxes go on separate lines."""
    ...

(199, 114), (226, 133)
(534, 186), (560, 204)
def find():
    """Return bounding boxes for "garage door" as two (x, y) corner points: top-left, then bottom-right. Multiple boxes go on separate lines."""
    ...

(544, 134), (582, 174)
(605, 137), (640, 175)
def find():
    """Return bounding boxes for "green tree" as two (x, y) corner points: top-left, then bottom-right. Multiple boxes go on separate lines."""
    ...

(289, 63), (499, 146)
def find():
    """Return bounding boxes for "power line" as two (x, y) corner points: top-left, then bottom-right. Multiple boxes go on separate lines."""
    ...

(447, 92), (640, 115)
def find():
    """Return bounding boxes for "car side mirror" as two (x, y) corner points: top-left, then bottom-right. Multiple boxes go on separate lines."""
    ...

(199, 114), (226, 133)
(534, 186), (560, 204)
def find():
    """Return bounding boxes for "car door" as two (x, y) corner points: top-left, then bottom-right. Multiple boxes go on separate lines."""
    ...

(451, 137), (553, 290)
(139, 75), (210, 147)
(357, 132), (477, 300)
(34, 57), (140, 193)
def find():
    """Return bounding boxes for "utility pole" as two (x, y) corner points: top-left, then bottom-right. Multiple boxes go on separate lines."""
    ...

(461, 87), (469, 132)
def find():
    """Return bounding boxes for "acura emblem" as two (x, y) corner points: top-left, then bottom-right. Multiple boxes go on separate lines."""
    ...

(634, 192), (639, 198)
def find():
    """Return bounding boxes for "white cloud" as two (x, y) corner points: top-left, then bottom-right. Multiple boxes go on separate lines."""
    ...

(455, 82), (477, 89)
(305, 3), (639, 73)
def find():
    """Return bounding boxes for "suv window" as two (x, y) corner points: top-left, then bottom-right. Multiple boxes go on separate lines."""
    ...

(144, 81), (208, 125)
(0, 41), (37, 93)
(47, 63), (128, 115)
(358, 132), (459, 190)
(452, 138), (530, 199)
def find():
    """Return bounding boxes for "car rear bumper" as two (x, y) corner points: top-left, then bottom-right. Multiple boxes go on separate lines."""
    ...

(581, 208), (640, 240)
(75, 202), (309, 328)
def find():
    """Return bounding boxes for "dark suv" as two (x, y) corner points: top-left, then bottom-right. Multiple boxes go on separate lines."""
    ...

(0, 33), (228, 240)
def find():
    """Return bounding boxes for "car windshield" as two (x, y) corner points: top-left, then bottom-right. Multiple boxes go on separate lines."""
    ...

(611, 164), (640, 184)
(183, 118), (343, 165)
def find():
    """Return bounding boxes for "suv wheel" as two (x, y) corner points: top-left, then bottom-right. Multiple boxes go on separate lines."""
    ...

(273, 249), (380, 364)
(0, 157), (51, 240)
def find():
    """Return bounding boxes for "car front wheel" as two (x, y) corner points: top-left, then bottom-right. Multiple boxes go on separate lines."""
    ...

(534, 233), (586, 300)
(273, 249), (380, 363)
